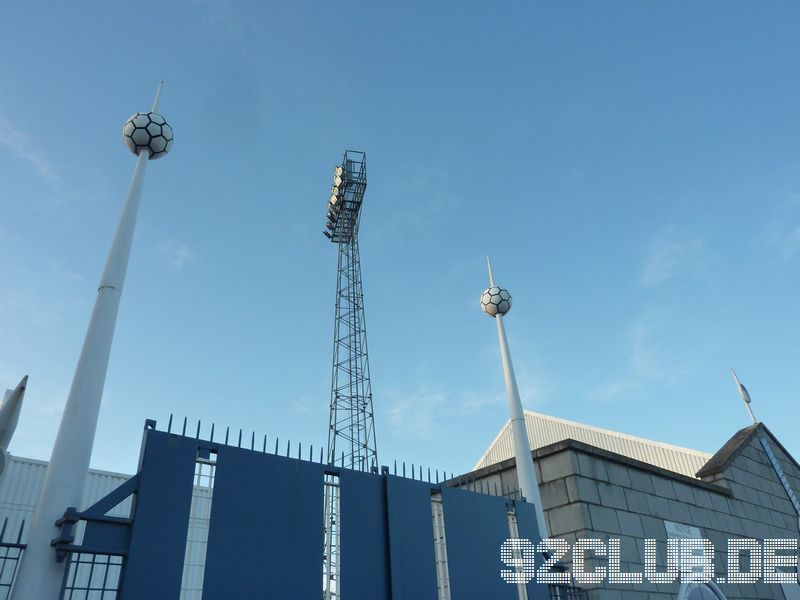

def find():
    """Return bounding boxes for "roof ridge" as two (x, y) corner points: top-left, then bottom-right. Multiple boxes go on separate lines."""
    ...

(522, 410), (712, 458)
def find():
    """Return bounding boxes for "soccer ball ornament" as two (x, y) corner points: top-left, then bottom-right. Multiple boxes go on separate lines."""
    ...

(480, 286), (512, 317)
(123, 112), (173, 159)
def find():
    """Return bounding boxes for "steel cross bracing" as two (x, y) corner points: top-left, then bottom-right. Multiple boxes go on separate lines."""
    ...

(324, 150), (377, 471)
(323, 151), (376, 600)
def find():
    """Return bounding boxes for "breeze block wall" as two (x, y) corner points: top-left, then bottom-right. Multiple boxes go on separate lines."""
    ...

(460, 424), (800, 600)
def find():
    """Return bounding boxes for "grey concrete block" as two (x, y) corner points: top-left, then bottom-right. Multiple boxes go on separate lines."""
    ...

(628, 469), (655, 494)
(666, 499), (690, 523)
(617, 511), (644, 537)
(692, 488), (714, 510)
(728, 498), (749, 518)
(547, 502), (591, 535)
(688, 504), (713, 528)
(708, 510), (732, 533)
(624, 488), (650, 514)
(589, 504), (620, 533)
(606, 463), (632, 488)
(578, 453), (609, 481)
(651, 477), (675, 500)
(615, 541), (643, 571)
(539, 479), (569, 510)
(567, 475), (601, 504)
(709, 492), (730, 513)
(672, 482), (695, 504)
(640, 515), (665, 539)
(646, 495), (672, 520)
(539, 451), (578, 483)
(598, 482), (628, 510)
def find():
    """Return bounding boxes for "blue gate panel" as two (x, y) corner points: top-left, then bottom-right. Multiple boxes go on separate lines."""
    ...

(123, 431), (198, 599)
(513, 500), (549, 600)
(339, 468), (390, 600)
(440, 487), (518, 600)
(385, 476), (438, 600)
(203, 446), (326, 599)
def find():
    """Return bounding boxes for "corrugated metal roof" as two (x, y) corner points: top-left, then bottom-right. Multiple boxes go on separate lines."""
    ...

(473, 411), (713, 478)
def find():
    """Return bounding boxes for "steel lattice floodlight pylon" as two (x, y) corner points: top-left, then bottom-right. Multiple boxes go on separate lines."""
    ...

(323, 150), (377, 472)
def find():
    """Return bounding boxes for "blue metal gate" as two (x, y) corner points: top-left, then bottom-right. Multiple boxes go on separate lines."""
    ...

(52, 420), (548, 599)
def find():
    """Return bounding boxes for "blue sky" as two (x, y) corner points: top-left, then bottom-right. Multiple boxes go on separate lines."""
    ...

(1, 1), (799, 476)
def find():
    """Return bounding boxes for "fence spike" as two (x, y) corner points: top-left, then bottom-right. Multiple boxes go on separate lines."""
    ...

(167, 414), (173, 433)
(181, 417), (187, 436)
(394, 460), (397, 475)
(16, 520), (25, 544)
(238, 429), (242, 448)
(275, 438), (279, 454)
(286, 439), (291, 457)
(225, 427), (230, 445)
(251, 431), (255, 450)
(341, 452), (345, 467)
(210, 423), (215, 442)
(309, 445), (313, 461)
(435, 469), (439, 483)
(319, 446), (324, 463)
(196, 420), (201, 438)
(298, 442), (302, 460)
(427, 467), (431, 482)
(402, 462), (406, 477)
(411, 464), (415, 479)
(263, 434), (267, 453)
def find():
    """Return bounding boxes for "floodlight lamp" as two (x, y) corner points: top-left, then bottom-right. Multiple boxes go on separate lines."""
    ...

(323, 230), (332, 239)
(335, 165), (345, 177)
(329, 194), (339, 206)
(331, 186), (341, 197)
(333, 175), (345, 187)
(326, 221), (335, 231)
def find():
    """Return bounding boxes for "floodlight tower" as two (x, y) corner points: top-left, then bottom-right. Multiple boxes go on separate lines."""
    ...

(13, 83), (172, 600)
(323, 150), (377, 471)
(322, 151), (375, 600)
(480, 258), (549, 539)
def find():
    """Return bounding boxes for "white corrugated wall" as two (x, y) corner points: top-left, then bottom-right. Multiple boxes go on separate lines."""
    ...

(0, 455), (207, 595)
(0, 455), (131, 544)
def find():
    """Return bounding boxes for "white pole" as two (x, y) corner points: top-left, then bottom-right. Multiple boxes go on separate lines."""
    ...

(495, 315), (549, 537)
(12, 108), (158, 598)
(486, 258), (549, 538)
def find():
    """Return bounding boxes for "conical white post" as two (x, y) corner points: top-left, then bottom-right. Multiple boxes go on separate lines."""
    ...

(487, 258), (549, 539)
(0, 376), (28, 453)
(12, 99), (158, 597)
(731, 368), (757, 425)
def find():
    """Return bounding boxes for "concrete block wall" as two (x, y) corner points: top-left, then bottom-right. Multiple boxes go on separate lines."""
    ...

(518, 434), (799, 600)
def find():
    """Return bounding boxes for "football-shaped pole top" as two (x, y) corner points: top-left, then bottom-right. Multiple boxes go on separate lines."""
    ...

(481, 256), (511, 317)
(480, 286), (512, 317)
(123, 112), (173, 159)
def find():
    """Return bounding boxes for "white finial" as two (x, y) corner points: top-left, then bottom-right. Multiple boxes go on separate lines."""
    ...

(731, 368), (757, 425)
(151, 80), (165, 113)
(487, 255), (496, 287)
(0, 375), (27, 453)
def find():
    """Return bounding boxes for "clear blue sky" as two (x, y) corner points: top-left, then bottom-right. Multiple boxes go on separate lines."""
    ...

(1, 1), (798, 476)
